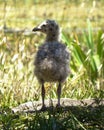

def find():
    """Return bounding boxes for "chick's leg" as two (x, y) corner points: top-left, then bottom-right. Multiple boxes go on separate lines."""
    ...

(57, 82), (62, 107)
(41, 83), (46, 110)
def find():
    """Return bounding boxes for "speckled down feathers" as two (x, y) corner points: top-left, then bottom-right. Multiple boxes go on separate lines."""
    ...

(34, 41), (70, 83)
(33, 19), (70, 84)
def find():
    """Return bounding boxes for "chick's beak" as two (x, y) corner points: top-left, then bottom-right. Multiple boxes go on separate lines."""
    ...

(32, 26), (41, 32)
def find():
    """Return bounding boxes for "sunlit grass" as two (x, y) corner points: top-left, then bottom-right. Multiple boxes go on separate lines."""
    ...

(0, 0), (104, 29)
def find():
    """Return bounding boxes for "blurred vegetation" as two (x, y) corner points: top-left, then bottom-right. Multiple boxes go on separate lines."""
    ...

(0, 0), (104, 129)
(0, 0), (104, 29)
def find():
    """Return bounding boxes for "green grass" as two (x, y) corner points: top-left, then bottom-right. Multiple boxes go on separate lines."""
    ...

(0, 0), (104, 129)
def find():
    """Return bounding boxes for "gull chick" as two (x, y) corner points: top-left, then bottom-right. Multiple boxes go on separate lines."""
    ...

(32, 19), (70, 110)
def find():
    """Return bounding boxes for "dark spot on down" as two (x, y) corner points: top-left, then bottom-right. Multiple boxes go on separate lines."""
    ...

(51, 23), (54, 26)
(44, 29), (47, 32)
(49, 27), (53, 31)
(52, 34), (55, 37)
(56, 25), (59, 30)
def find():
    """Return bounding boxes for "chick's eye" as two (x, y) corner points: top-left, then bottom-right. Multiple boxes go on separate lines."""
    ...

(42, 24), (46, 27)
